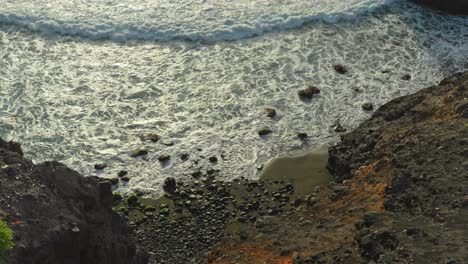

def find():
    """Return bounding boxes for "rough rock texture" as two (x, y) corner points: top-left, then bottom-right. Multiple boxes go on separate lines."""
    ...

(0, 140), (148, 264)
(207, 71), (468, 263)
(410, 0), (468, 15)
(328, 71), (468, 263)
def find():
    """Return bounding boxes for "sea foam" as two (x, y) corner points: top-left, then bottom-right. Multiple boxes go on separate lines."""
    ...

(0, 0), (396, 42)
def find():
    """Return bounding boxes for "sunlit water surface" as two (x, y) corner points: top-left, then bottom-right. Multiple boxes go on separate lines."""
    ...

(0, 1), (467, 196)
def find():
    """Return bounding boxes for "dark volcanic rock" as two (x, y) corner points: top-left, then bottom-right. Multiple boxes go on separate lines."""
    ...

(0, 138), (148, 264)
(157, 154), (171, 162)
(401, 74), (411, 81)
(334, 64), (348, 74)
(140, 133), (160, 143)
(163, 177), (177, 193)
(94, 163), (107, 170)
(410, 0), (468, 15)
(118, 170), (128, 177)
(258, 127), (273, 136)
(362, 103), (374, 111)
(265, 108), (277, 118)
(297, 133), (308, 140)
(298, 86), (320, 100)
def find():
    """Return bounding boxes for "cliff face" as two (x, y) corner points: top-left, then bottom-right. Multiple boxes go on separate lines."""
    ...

(0, 141), (148, 264)
(410, 0), (468, 15)
(207, 72), (468, 263)
(328, 71), (468, 262)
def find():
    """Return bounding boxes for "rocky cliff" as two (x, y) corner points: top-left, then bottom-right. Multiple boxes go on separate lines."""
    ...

(0, 140), (148, 264)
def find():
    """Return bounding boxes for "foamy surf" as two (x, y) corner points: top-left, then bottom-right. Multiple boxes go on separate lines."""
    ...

(0, 0), (396, 42)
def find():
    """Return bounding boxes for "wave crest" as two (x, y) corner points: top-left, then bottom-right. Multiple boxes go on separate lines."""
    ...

(0, 0), (395, 42)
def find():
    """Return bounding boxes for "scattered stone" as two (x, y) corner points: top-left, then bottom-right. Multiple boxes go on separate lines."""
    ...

(163, 177), (177, 193)
(130, 146), (148, 157)
(258, 127), (273, 136)
(126, 194), (139, 206)
(140, 133), (160, 142)
(180, 153), (189, 161)
(256, 164), (264, 170)
(332, 122), (346, 133)
(334, 64), (348, 74)
(298, 86), (320, 100)
(191, 171), (202, 178)
(158, 154), (171, 162)
(362, 103), (374, 111)
(265, 108), (277, 118)
(121, 176), (131, 182)
(297, 133), (308, 140)
(162, 141), (174, 146)
(382, 69), (391, 74)
(118, 170), (128, 177)
(209, 156), (218, 163)
(402, 74), (411, 81)
(94, 163), (107, 170)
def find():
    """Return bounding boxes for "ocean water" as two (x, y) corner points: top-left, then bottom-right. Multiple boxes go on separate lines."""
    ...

(0, 0), (467, 196)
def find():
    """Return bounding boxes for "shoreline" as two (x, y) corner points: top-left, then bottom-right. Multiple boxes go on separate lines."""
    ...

(1, 70), (467, 263)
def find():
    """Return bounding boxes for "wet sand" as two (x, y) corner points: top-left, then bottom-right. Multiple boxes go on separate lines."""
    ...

(260, 146), (332, 196)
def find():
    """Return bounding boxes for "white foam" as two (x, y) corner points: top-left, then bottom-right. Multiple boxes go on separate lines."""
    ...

(1, 1), (467, 196)
(0, 0), (395, 42)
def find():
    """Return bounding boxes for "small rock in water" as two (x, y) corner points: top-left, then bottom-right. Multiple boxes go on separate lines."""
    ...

(209, 156), (218, 163)
(265, 108), (277, 118)
(297, 133), (308, 140)
(258, 127), (273, 136)
(180, 153), (189, 161)
(130, 146), (148, 157)
(162, 141), (174, 146)
(94, 163), (107, 170)
(402, 74), (411, 81)
(140, 133), (160, 142)
(163, 177), (177, 193)
(256, 164), (264, 170)
(334, 64), (348, 74)
(362, 103), (374, 111)
(117, 170), (128, 177)
(120, 176), (130, 182)
(382, 69), (391, 74)
(298, 86), (320, 100)
(191, 171), (202, 178)
(158, 154), (171, 162)
(332, 122), (346, 133)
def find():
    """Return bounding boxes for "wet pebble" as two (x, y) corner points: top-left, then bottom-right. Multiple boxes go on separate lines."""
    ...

(298, 86), (320, 100)
(334, 64), (348, 74)
(265, 108), (277, 118)
(258, 127), (273, 136)
(362, 103), (374, 111)
(94, 163), (107, 170)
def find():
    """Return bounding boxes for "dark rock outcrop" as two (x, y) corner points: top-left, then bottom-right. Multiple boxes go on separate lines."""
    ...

(410, 0), (468, 15)
(328, 71), (468, 262)
(0, 139), (148, 264)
